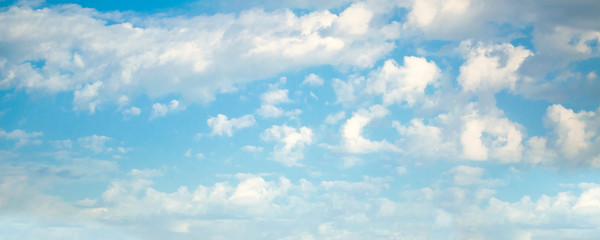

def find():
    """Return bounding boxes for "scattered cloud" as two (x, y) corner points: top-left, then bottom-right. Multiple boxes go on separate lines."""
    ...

(0, 129), (43, 147)
(151, 100), (183, 119)
(207, 114), (256, 137)
(302, 73), (324, 86)
(261, 124), (313, 166)
(340, 105), (398, 154)
(367, 56), (440, 106)
(78, 135), (111, 153)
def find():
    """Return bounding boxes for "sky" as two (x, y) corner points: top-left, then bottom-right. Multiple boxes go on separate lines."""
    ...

(0, 0), (600, 239)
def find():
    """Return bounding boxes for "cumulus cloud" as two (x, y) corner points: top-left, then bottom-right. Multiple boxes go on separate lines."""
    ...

(261, 89), (291, 105)
(302, 73), (324, 86)
(324, 111), (346, 125)
(78, 135), (111, 153)
(460, 108), (525, 163)
(340, 105), (398, 154)
(0, 129), (43, 147)
(261, 124), (313, 166)
(151, 99), (182, 119)
(0, 3), (398, 111)
(394, 118), (457, 160)
(256, 88), (301, 118)
(332, 75), (364, 106)
(525, 104), (600, 167)
(367, 56), (440, 106)
(207, 114), (256, 137)
(458, 41), (533, 93)
(242, 145), (263, 153)
(122, 106), (141, 116)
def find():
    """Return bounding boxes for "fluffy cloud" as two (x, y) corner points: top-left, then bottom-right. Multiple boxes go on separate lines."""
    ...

(394, 118), (457, 160)
(458, 41), (533, 93)
(257, 88), (301, 118)
(332, 76), (364, 105)
(324, 111), (346, 125)
(460, 108), (525, 162)
(340, 105), (398, 154)
(207, 114), (256, 137)
(122, 106), (141, 116)
(261, 89), (291, 105)
(525, 104), (600, 167)
(302, 73), (324, 86)
(367, 56), (440, 106)
(261, 124), (313, 166)
(0, 129), (43, 147)
(151, 99), (182, 119)
(0, 4), (397, 112)
(78, 135), (111, 153)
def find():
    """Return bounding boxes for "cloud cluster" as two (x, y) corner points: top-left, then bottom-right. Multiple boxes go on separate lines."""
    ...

(207, 114), (256, 137)
(0, 3), (398, 112)
(261, 124), (313, 166)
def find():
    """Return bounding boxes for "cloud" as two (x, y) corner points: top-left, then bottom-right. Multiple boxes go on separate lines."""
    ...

(458, 41), (533, 93)
(394, 118), (457, 161)
(324, 111), (345, 125)
(122, 106), (141, 116)
(0, 129), (43, 147)
(525, 104), (600, 167)
(73, 81), (103, 113)
(78, 135), (111, 153)
(261, 89), (291, 105)
(460, 108), (525, 163)
(339, 105), (398, 154)
(335, 2), (372, 35)
(261, 124), (313, 166)
(546, 105), (592, 156)
(256, 87), (301, 118)
(242, 145), (263, 153)
(151, 99), (182, 119)
(0, 4), (398, 111)
(302, 73), (324, 86)
(207, 114), (256, 137)
(332, 75), (364, 105)
(367, 56), (440, 106)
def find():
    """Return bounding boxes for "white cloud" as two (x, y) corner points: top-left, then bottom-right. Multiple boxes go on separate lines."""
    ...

(52, 139), (72, 149)
(257, 104), (285, 118)
(324, 111), (346, 125)
(394, 118), (456, 160)
(0, 4), (396, 110)
(229, 174), (290, 206)
(242, 145), (263, 153)
(458, 41), (533, 93)
(335, 2), (373, 35)
(207, 114), (256, 137)
(367, 56), (440, 106)
(122, 106), (141, 116)
(460, 109), (525, 162)
(73, 81), (103, 113)
(546, 104), (593, 157)
(340, 105), (398, 154)
(261, 89), (291, 105)
(261, 124), (313, 166)
(342, 156), (362, 168)
(151, 99), (182, 119)
(527, 104), (600, 167)
(257, 87), (301, 118)
(0, 128), (43, 147)
(78, 135), (111, 153)
(302, 73), (324, 86)
(448, 165), (486, 186)
(395, 166), (407, 176)
(332, 75), (364, 105)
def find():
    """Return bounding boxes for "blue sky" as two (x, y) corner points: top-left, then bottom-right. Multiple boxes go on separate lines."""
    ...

(1, 0), (600, 239)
